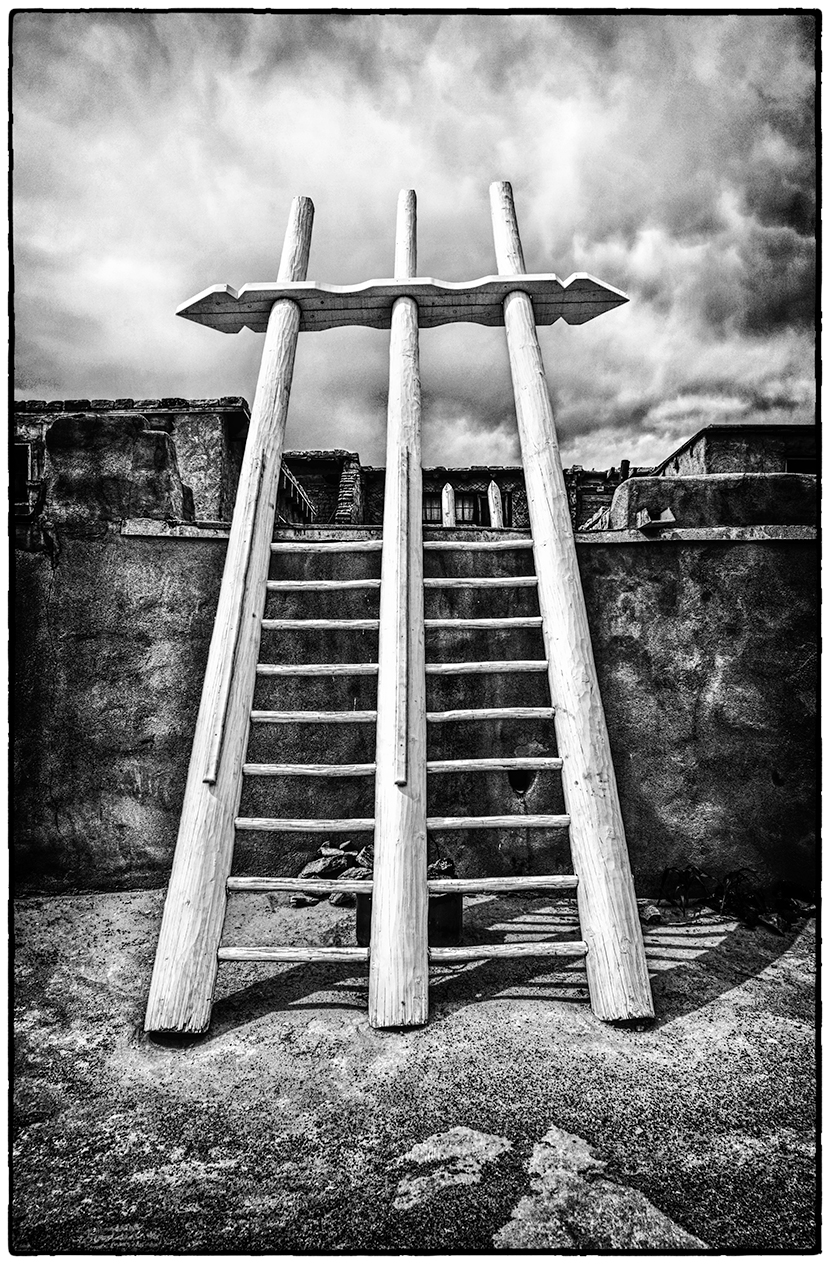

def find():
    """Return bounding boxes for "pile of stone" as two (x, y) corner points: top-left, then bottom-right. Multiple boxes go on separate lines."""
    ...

(290, 839), (373, 908)
(290, 847), (456, 908)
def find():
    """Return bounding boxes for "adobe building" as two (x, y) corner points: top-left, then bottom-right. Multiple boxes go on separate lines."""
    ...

(13, 400), (817, 898)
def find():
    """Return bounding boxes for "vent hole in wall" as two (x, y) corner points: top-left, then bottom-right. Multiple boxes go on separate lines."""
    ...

(508, 769), (536, 796)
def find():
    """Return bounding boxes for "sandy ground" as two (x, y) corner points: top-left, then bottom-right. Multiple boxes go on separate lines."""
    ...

(12, 889), (816, 1253)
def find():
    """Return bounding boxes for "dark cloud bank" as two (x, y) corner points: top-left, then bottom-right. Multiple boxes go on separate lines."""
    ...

(13, 13), (816, 468)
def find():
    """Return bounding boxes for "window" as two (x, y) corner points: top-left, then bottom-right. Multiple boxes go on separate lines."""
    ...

(786, 457), (817, 475)
(423, 494), (442, 523)
(13, 444), (31, 511)
(456, 493), (477, 523)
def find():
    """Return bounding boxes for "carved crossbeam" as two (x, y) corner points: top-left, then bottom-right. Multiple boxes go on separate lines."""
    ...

(177, 273), (627, 334)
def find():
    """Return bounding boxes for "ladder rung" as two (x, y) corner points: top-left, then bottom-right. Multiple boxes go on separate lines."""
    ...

(424, 577), (536, 589)
(243, 762), (376, 777)
(251, 710), (377, 723)
(427, 756), (562, 773)
(218, 945), (370, 963)
(256, 663), (378, 676)
(262, 618), (379, 630)
(427, 706), (555, 722)
(425, 618), (542, 629)
(429, 941), (587, 963)
(228, 877), (374, 894)
(235, 816), (375, 832)
(271, 540), (383, 553)
(427, 814), (569, 830)
(423, 539), (532, 551)
(265, 579), (381, 590)
(425, 660), (546, 675)
(428, 875), (577, 893)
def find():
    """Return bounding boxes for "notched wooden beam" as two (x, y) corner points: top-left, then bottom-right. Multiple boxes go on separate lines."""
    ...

(176, 273), (628, 334)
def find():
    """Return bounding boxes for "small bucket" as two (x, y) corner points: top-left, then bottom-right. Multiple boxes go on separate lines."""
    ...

(356, 893), (463, 948)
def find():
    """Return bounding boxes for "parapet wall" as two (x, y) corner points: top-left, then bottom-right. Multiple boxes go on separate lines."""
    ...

(13, 523), (817, 896)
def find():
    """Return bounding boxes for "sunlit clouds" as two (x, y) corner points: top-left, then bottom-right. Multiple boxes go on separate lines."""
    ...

(13, 13), (815, 467)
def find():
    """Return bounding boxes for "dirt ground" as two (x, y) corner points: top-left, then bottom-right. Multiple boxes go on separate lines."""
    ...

(12, 889), (816, 1253)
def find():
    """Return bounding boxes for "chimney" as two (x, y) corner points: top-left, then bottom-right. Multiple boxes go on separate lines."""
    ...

(620, 459), (630, 481)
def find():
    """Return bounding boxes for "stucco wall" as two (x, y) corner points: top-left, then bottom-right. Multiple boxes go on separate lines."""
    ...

(13, 527), (817, 896)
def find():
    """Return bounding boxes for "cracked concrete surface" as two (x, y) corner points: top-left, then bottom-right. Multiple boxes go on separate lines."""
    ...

(12, 891), (816, 1252)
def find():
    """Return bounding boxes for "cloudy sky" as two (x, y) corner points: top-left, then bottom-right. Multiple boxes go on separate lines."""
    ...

(13, 12), (816, 468)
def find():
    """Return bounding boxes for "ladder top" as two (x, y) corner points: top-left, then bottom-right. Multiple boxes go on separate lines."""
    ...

(177, 272), (628, 335)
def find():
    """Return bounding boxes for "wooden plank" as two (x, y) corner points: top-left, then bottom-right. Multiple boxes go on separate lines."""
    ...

(424, 577), (536, 589)
(428, 875), (577, 893)
(256, 663), (378, 676)
(490, 180), (653, 1022)
(425, 617), (542, 629)
(250, 709), (377, 723)
(145, 194), (315, 1035)
(427, 814), (570, 830)
(271, 539), (383, 553)
(176, 272), (628, 335)
(427, 706), (555, 722)
(425, 659), (546, 674)
(488, 480), (504, 528)
(243, 762), (376, 777)
(427, 756), (563, 773)
(429, 941), (588, 963)
(441, 482), (456, 527)
(423, 539), (531, 551)
(235, 816), (374, 832)
(218, 946), (369, 963)
(261, 618), (379, 630)
(370, 189), (429, 1030)
(228, 877), (374, 893)
(265, 579), (381, 591)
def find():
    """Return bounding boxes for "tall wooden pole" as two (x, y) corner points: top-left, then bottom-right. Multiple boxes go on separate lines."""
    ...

(145, 196), (315, 1034)
(489, 181), (653, 1021)
(369, 189), (429, 1028)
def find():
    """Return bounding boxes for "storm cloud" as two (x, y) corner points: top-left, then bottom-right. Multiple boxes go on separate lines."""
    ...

(12, 12), (816, 468)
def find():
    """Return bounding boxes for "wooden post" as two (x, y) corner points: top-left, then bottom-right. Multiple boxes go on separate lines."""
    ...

(489, 181), (653, 1021)
(487, 479), (504, 528)
(369, 189), (429, 1028)
(442, 482), (456, 527)
(145, 196), (315, 1033)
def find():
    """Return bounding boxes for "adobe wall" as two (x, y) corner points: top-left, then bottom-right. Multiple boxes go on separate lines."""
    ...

(13, 525), (817, 896)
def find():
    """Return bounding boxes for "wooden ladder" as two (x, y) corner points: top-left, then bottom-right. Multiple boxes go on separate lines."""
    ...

(145, 183), (653, 1034)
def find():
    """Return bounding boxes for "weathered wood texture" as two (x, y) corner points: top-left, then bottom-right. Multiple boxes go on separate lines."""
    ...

(427, 756), (562, 773)
(250, 710), (377, 723)
(430, 942), (587, 963)
(427, 814), (569, 830)
(369, 190), (429, 1029)
(243, 762), (376, 777)
(235, 816), (374, 832)
(427, 706), (555, 722)
(490, 180), (653, 1022)
(425, 659), (546, 674)
(423, 539), (532, 551)
(424, 616), (542, 629)
(145, 196), (315, 1034)
(218, 946), (369, 963)
(177, 273), (627, 333)
(441, 482), (456, 527)
(428, 875), (577, 893)
(425, 576), (536, 588)
(271, 539), (384, 553)
(256, 663), (378, 676)
(488, 480), (504, 528)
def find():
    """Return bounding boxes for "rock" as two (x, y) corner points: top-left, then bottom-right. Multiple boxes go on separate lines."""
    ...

(298, 854), (351, 880)
(640, 904), (662, 924)
(319, 845), (355, 860)
(355, 846), (374, 870)
(393, 1127), (512, 1212)
(338, 838), (364, 854)
(342, 867), (372, 883)
(427, 857), (456, 879)
(328, 891), (356, 907)
(493, 1125), (706, 1251)
(289, 894), (321, 908)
